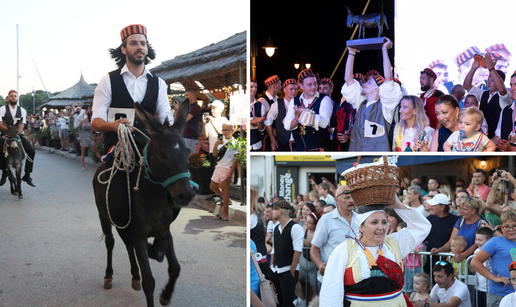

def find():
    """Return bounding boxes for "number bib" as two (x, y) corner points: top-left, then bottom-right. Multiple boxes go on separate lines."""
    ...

(364, 119), (385, 138)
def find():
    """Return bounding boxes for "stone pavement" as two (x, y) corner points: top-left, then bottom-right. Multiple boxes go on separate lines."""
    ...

(36, 145), (247, 225)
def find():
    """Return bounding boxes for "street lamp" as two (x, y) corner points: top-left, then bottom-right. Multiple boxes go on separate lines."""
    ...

(294, 63), (300, 69)
(251, 23), (278, 78)
(305, 63), (311, 69)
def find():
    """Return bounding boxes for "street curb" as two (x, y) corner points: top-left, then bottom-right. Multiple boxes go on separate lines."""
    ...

(37, 145), (99, 167)
(190, 195), (246, 225)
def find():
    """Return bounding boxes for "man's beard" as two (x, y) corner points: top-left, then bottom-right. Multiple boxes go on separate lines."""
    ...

(127, 52), (146, 65)
(421, 84), (431, 92)
(8, 100), (17, 106)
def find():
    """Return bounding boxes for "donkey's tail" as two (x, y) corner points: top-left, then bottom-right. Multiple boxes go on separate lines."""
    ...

(384, 14), (389, 30)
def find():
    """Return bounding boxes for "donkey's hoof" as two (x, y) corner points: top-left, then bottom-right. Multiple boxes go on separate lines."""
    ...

(12, 191), (18, 196)
(104, 278), (113, 289)
(131, 279), (141, 291)
(159, 293), (170, 306)
(18, 195), (23, 199)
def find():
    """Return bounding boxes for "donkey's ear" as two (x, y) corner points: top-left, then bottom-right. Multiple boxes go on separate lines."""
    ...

(134, 103), (164, 136)
(347, 7), (352, 14)
(171, 98), (190, 131)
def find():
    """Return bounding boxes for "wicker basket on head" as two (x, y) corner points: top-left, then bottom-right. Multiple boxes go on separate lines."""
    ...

(342, 156), (399, 208)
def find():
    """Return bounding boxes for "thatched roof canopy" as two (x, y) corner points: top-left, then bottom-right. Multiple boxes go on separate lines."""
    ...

(150, 31), (246, 90)
(38, 73), (96, 109)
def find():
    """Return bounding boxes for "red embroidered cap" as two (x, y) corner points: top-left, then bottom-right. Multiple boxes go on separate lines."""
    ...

(428, 59), (446, 70)
(321, 78), (334, 89)
(366, 70), (380, 78)
(372, 75), (385, 86)
(250, 77), (257, 83)
(454, 46), (481, 67)
(282, 78), (296, 88)
(421, 68), (437, 81)
(298, 69), (315, 83)
(392, 78), (402, 87)
(8, 90), (17, 96)
(120, 24), (147, 41)
(353, 73), (366, 83)
(509, 260), (516, 271)
(485, 43), (509, 55)
(264, 75), (280, 87)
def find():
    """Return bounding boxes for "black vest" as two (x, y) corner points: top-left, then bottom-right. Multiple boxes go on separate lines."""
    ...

(1, 105), (22, 135)
(250, 101), (263, 146)
(275, 99), (294, 145)
(262, 94), (274, 111)
(273, 220), (295, 268)
(250, 219), (267, 258)
(104, 68), (159, 146)
(500, 103), (514, 141)
(479, 91), (502, 139)
(293, 94), (330, 151)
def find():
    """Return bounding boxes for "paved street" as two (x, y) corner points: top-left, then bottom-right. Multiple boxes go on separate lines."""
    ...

(0, 150), (246, 307)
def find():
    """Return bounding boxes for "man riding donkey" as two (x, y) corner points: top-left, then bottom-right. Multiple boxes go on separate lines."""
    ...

(91, 24), (177, 262)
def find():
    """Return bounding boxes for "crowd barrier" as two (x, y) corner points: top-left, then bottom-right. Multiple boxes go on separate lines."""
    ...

(296, 248), (483, 307)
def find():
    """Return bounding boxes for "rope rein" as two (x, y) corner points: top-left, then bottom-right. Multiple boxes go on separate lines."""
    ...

(2, 133), (32, 162)
(96, 124), (150, 229)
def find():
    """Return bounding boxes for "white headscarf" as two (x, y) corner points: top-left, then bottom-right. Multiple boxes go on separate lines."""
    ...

(355, 209), (386, 237)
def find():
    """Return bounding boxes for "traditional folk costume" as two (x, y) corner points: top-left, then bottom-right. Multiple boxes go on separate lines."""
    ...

(265, 79), (297, 151)
(341, 76), (402, 152)
(500, 101), (516, 150)
(333, 101), (355, 151)
(320, 207), (431, 307)
(392, 125), (434, 152)
(250, 98), (266, 151)
(284, 69), (332, 151)
(419, 68), (444, 130)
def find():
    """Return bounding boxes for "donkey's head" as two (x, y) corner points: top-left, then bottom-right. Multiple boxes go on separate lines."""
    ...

(346, 7), (354, 28)
(2, 117), (22, 149)
(135, 101), (195, 207)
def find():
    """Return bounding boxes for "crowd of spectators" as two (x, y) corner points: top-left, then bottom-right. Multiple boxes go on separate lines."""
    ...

(250, 166), (516, 307)
(251, 41), (516, 153)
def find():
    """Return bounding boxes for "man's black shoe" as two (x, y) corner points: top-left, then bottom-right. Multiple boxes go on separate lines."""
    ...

(0, 172), (8, 186)
(22, 174), (35, 187)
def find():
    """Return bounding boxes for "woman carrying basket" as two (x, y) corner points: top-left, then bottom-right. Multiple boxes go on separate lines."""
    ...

(319, 158), (431, 306)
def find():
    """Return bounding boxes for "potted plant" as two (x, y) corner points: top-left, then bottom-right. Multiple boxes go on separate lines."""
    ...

(188, 153), (213, 194)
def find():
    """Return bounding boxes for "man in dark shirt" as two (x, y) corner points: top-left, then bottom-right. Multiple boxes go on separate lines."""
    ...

(182, 89), (202, 156)
(425, 194), (459, 277)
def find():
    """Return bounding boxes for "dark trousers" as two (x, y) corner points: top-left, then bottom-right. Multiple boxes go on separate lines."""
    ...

(270, 269), (299, 307)
(0, 135), (35, 173)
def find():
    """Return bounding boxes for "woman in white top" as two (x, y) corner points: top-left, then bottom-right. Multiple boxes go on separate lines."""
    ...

(319, 195), (431, 306)
(394, 95), (434, 152)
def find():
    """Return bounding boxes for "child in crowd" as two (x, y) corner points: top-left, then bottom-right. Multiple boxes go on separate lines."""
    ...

(398, 222), (424, 297)
(308, 190), (319, 203)
(409, 272), (437, 304)
(317, 182), (336, 205)
(443, 107), (495, 152)
(471, 227), (494, 307)
(209, 121), (238, 221)
(449, 236), (468, 278)
(463, 94), (488, 134)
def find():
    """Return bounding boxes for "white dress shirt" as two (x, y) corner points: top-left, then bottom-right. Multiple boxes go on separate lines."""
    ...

(283, 92), (332, 131)
(0, 104), (27, 125)
(92, 64), (173, 125)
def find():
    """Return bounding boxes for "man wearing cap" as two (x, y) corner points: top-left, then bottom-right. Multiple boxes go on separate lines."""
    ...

(250, 77), (266, 151)
(201, 100), (227, 165)
(91, 24), (173, 154)
(425, 194), (459, 274)
(259, 75), (282, 112)
(310, 185), (358, 290)
(284, 69), (332, 151)
(265, 78), (297, 151)
(411, 260), (471, 307)
(464, 53), (511, 145)
(454, 46), (485, 87)
(341, 37), (402, 151)
(429, 59), (452, 94)
(0, 90), (36, 187)
(365, 70), (380, 81)
(499, 260), (516, 307)
(420, 68), (444, 129)
(485, 43), (512, 75)
(269, 199), (303, 307)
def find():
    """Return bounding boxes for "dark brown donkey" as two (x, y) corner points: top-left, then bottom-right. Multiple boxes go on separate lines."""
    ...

(2, 118), (25, 199)
(93, 101), (195, 306)
(347, 7), (389, 39)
